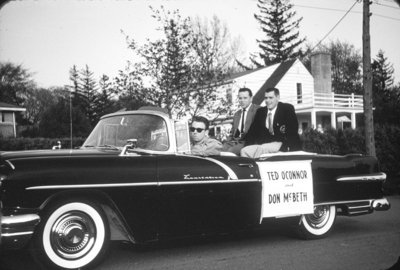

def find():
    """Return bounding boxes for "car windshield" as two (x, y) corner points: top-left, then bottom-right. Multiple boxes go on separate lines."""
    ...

(83, 114), (169, 151)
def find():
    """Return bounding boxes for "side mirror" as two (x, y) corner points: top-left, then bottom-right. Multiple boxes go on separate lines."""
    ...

(120, 139), (137, 155)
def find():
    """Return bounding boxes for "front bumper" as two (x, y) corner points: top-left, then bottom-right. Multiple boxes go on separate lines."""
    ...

(1, 211), (40, 249)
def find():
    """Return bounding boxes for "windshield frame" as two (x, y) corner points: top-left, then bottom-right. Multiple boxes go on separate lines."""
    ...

(82, 110), (189, 155)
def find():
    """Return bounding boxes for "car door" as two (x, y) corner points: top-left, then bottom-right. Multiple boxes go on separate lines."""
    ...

(156, 155), (261, 237)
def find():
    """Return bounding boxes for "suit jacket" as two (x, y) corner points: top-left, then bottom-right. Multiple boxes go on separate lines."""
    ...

(230, 104), (260, 140)
(244, 102), (301, 152)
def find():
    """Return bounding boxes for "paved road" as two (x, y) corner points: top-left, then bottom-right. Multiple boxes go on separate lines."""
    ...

(1, 195), (399, 270)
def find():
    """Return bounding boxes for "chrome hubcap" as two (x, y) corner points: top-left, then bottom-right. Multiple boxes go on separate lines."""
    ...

(305, 205), (330, 229)
(50, 211), (96, 260)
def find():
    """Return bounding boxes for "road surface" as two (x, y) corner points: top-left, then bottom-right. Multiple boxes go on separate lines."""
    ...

(1, 195), (399, 270)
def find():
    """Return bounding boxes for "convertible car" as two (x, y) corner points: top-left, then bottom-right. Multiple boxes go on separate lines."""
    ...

(0, 109), (390, 269)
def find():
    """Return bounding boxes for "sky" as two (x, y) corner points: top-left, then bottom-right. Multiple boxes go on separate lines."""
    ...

(0, 0), (399, 88)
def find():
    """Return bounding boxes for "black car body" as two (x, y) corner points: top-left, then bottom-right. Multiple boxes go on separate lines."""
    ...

(0, 109), (390, 269)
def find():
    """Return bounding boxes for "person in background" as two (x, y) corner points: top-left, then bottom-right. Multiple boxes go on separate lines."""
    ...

(241, 87), (301, 158)
(190, 116), (223, 156)
(223, 87), (260, 155)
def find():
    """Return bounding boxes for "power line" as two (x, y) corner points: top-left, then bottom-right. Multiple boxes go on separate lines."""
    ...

(373, 13), (400, 21)
(294, 4), (362, 14)
(309, 0), (360, 53)
(295, 3), (400, 22)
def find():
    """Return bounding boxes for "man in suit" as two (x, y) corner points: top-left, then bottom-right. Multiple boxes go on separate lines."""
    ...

(240, 87), (301, 158)
(223, 88), (260, 155)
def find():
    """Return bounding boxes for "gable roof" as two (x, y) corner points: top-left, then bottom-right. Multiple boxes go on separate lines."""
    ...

(252, 58), (297, 105)
(224, 65), (269, 82)
(0, 102), (26, 111)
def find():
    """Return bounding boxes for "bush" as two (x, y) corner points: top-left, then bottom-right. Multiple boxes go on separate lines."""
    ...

(0, 137), (86, 151)
(301, 125), (400, 177)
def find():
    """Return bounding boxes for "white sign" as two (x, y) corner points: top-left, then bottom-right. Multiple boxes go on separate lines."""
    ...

(257, 160), (314, 218)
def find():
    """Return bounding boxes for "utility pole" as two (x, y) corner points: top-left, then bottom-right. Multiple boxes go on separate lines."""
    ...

(362, 0), (376, 157)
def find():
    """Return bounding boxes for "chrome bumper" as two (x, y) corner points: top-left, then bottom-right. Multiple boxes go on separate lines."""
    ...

(372, 198), (390, 211)
(1, 213), (40, 249)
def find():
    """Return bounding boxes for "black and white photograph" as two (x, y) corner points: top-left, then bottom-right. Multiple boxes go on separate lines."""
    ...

(0, 0), (399, 269)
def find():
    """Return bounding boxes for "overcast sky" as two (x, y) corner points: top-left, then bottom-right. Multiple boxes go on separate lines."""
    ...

(0, 0), (399, 88)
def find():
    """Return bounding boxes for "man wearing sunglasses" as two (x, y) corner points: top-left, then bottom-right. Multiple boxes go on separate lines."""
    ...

(240, 87), (301, 158)
(189, 116), (222, 156)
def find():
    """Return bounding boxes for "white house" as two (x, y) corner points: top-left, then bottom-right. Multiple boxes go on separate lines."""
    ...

(0, 102), (26, 138)
(209, 53), (363, 138)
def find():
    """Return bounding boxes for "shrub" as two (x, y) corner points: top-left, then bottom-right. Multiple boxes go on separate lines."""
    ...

(0, 137), (86, 151)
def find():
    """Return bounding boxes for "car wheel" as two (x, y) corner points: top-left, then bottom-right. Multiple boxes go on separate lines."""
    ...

(297, 205), (336, 239)
(31, 200), (110, 269)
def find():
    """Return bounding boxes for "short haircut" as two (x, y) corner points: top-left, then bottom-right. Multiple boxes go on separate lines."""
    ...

(265, 87), (280, 96)
(238, 87), (253, 97)
(191, 116), (209, 130)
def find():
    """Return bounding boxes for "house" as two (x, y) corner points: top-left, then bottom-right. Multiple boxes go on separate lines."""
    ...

(209, 52), (363, 138)
(0, 102), (26, 138)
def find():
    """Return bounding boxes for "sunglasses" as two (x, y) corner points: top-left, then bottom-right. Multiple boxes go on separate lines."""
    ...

(190, 127), (205, 133)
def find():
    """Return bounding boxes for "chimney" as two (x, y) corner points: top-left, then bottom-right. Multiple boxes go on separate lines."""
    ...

(311, 52), (332, 94)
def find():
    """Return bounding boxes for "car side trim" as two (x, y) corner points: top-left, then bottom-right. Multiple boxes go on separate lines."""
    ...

(336, 172), (386, 182)
(26, 179), (260, 190)
(159, 179), (260, 186)
(26, 182), (159, 190)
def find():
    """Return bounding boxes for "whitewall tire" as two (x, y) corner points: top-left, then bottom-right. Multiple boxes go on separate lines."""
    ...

(297, 205), (336, 239)
(32, 201), (110, 269)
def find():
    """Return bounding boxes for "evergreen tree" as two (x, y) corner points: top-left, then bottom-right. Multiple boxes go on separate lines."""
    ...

(252, 0), (305, 67)
(97, 74), (117, 117)
(79, 65), (99, 127)
(371, 50), (399, 125)
(372, 50), (394, 92)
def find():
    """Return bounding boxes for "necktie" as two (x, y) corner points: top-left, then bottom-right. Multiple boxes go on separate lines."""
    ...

(267, 111), (274, 135)
(240, 108), (246, 134)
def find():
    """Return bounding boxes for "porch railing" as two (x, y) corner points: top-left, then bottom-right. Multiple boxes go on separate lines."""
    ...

(283, 92), (363, 110)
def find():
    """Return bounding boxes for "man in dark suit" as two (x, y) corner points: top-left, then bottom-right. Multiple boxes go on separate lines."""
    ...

(241, 87), (301, 158)
(223, 88), (260, 155)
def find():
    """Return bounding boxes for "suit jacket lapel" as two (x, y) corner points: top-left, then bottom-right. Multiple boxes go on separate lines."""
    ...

(273, 102), (282, 129)
(244, 105), (256, 133)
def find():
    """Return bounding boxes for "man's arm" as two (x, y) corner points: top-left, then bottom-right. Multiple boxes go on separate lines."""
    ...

(283, 104), (301, 151)
(243, 108), (264, 146)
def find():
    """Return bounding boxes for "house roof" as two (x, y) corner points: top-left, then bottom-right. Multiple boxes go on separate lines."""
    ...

(0, 102), (26, 111)
(252, 58), (297, 104)
(224, 66), (269, 81)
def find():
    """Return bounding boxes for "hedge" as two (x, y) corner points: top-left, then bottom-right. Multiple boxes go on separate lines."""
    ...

(0, 137), (86, 151)
(301, 125), (400, 177)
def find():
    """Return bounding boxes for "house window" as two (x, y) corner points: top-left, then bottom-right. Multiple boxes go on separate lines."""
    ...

(297, 83), (302, 104)
(226, 88), (232, 105)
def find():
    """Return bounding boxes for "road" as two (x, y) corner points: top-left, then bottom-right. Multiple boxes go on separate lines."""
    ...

(1, 195), (399, 270)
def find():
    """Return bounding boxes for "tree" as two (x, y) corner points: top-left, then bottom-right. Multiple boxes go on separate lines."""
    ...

(114, 55), (153, 110)
(79, 65), (99, 126)
(121, 7), (197, 117)
(186, 15), (238, 118)
(0, 62), (35, 106)
(303, 40), (363, 95)
(68, 65), (99, 127)
(372, 50), (400, 125)
(39, 94), (91, 138)
(97, 74), (118, 117)
(251, 0), (305, 67)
